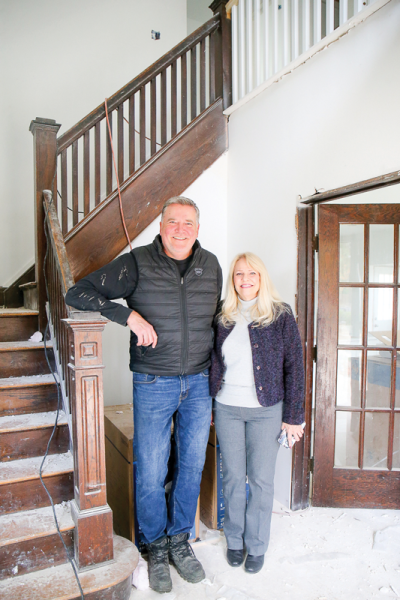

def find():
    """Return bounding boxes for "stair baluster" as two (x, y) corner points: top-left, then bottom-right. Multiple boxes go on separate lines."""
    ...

(43, 190), (113, 570)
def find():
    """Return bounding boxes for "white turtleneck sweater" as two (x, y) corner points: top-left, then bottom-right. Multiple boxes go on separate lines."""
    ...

(216, 297), (261, 408)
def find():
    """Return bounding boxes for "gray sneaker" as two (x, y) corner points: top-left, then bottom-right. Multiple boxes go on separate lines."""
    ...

(169, 532), (205, 583)
(147, 536), (172, 593)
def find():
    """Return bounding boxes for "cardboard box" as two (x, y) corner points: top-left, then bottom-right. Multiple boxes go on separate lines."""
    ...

(200, 424), (225, 530)
(104, 403), (200, 546)
(104, 404), (135, 543)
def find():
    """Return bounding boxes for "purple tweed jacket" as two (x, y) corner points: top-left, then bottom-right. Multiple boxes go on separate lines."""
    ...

(210, 306), (305, 425)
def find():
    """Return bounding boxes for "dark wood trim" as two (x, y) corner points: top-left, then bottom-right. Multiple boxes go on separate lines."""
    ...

(43, 191), (75, 299)
(313, 204), (400, 508)
(291, 205), (314, 510)
(67, 318), (114, 569)
(301, 169), (400, 205)
(57, 16), (220, 153)
(29, 119), (61, 333)
(0, 265), (35, 308)
(210, 0), (232, 109)
(65, 98), (227, 281)
(331, 469), (400, 509)
(312, 205), (339, 506)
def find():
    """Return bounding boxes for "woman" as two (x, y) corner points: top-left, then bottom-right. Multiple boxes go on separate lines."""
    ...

(210, 252), (305, 574)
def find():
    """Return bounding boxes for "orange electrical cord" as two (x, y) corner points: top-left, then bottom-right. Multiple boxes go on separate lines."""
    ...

(104, 98), (132, 251)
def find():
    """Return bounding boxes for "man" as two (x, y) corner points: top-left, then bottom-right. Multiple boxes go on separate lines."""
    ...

(65, 197), (222, 593)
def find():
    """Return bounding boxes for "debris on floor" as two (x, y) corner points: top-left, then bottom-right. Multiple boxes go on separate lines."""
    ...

(130, 502), (400, 600)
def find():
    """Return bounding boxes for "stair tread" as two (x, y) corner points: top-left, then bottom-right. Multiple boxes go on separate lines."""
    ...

(0, 374), (56, 388)
(0, 503), (73, 547)
(0, 452), (73, 484)
(18, 282), (37, 290)
(0, 309), (38, 316)
(0, 411), (68, 433)
(0, 341), (53, 351)
(0, 534), (138, 599)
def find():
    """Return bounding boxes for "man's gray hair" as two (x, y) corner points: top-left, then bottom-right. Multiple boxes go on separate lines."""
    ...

(161, 196), (200, 224)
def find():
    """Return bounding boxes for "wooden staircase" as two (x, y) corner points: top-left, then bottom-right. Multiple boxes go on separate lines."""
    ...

(1, 2), (232, 596)
(0, 309), (137, 599)
(0, 309), (74, 582)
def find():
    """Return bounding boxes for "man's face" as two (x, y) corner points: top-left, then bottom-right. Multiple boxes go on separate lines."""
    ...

(160, 204), (199, 260)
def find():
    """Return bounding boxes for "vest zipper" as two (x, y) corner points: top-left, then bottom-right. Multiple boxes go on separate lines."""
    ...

(180, 275), (188, 374)
(179, 252), (199, 375)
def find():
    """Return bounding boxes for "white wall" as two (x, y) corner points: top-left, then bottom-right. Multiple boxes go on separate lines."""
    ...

(187, 0), (213, 34)
(226, 0), (400, 506)
(227, 0), (400, 306)
(102, 153), (228, 406)
(0, 0), (187, 287)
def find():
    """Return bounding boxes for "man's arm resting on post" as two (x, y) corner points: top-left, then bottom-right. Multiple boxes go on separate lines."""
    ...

(65, 253), (157, 346)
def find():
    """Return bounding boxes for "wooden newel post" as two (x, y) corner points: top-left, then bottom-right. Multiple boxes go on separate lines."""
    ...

(210, 0), (232, 110)
(66, 317), (114, 570)
(30, 118), (61, 333)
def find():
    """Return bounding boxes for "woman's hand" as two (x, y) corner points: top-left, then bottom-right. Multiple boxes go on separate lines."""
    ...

(281, 422), (305, 448)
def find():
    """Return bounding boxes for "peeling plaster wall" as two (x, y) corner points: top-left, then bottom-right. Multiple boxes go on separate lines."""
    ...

(226, 0), (400, 506)
(0, 0), (187, 287)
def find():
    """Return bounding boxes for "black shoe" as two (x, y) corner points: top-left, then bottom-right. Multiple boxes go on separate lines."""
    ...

(169, 532), (205, 583)
(226, 548), (244, 567)
(147, 536), (172, 593)
(244, 554), (265, 574)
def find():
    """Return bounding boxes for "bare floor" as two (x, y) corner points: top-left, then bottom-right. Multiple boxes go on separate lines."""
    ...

(130, 502), (400, 600)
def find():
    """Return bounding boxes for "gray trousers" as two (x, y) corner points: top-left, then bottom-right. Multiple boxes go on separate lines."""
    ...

(214, 400), (283, 555)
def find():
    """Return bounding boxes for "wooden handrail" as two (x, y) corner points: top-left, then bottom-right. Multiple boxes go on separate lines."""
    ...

(57, 15), (220, 153)
(43, 190), (75, 306)
(42, 189), (113, 570)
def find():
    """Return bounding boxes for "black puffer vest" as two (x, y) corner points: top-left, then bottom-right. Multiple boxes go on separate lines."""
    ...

(127, 235), (221, 375)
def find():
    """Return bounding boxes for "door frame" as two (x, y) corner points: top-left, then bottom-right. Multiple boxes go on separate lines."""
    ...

(292, 168), (400, 510)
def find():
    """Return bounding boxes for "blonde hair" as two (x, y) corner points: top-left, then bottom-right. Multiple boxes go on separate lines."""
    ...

(219, 252), (288, 327)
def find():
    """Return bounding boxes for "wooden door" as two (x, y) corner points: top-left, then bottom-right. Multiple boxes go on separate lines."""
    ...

(313, 204), (400, 508)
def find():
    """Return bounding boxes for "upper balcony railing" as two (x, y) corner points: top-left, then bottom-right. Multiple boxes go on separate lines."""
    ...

(56, 15), (223, 237)
(227, 0), (380, 104)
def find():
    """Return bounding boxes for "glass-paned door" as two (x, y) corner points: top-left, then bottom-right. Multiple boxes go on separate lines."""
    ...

(313, 204), (400, 508)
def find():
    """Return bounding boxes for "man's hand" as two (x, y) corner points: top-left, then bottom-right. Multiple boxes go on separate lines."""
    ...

(127, 311), (158, 348)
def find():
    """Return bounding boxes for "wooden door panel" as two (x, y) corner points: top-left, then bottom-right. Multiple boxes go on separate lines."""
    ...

(313, 204), (400, 508)
(332, 469), (400, 508)
(313, 207), (339, 505)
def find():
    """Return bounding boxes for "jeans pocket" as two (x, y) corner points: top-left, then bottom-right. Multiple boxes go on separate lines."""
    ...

(201, 369), (210, 378)
(132, 371), (158, 384)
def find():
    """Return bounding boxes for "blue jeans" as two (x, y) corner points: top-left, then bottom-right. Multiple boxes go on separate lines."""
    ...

(133, 370), (212, 544)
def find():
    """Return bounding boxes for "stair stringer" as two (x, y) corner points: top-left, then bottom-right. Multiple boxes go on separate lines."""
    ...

(65, 98), (227, 281)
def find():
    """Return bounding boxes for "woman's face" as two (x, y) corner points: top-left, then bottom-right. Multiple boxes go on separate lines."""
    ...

(233, 258), (260, 301)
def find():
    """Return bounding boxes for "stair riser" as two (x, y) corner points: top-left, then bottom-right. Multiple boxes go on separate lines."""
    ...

(1, 425), (70, 462)
(0, 529), (74, 580)
(0, 472), (74, 514)
(74, 576), (131, 600)
(0, 349), (55, 378)
(0, 384), (58, 416)
(0, 573), (132, 600)
(0, 316), (38, 343)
